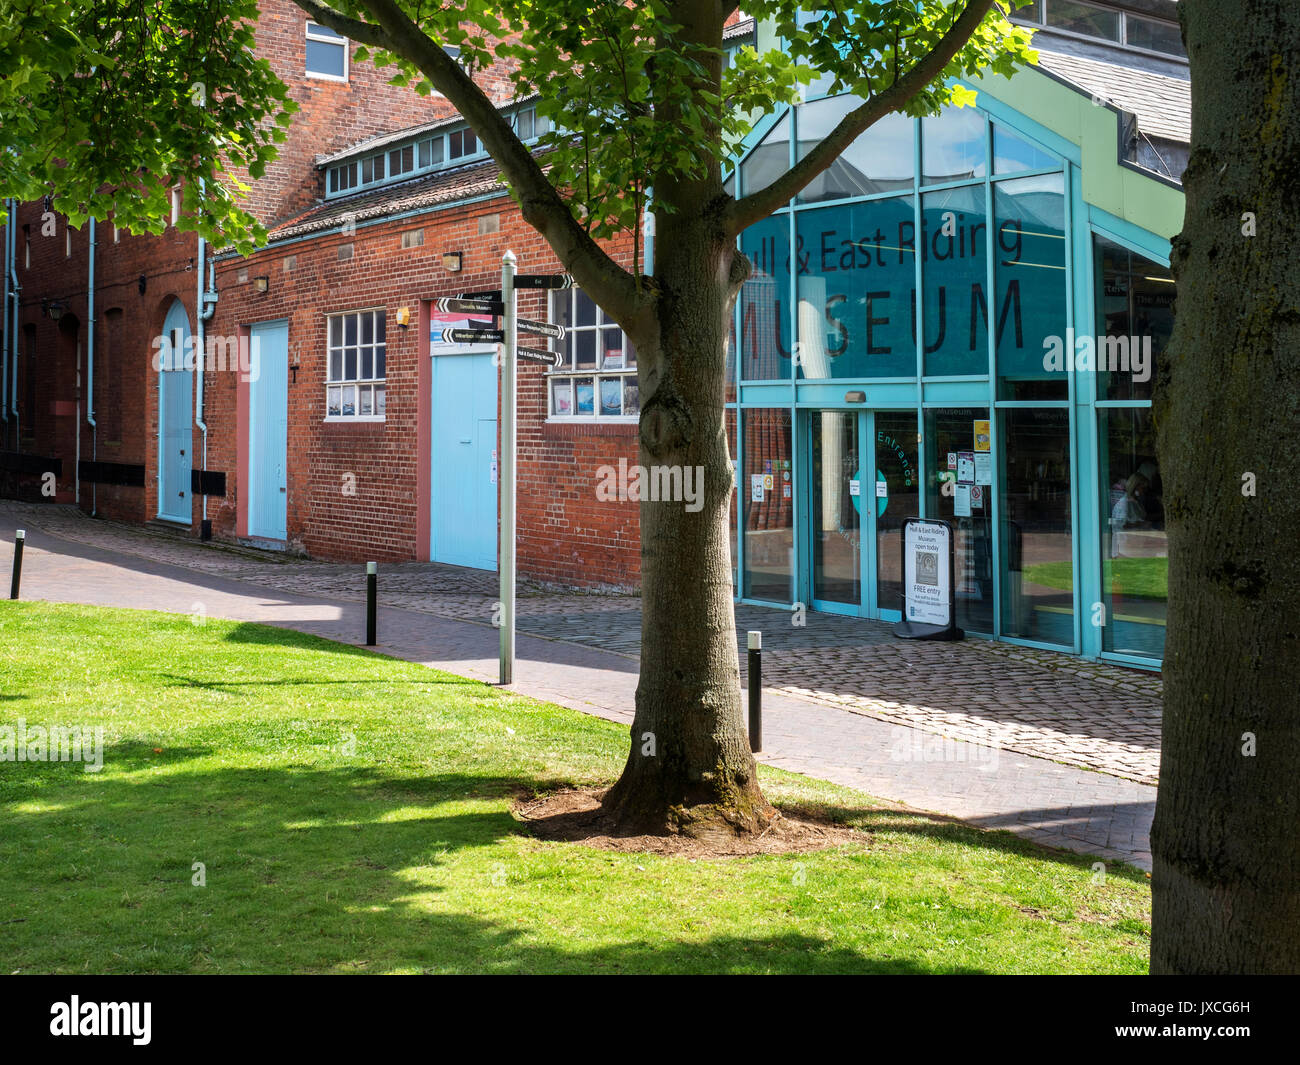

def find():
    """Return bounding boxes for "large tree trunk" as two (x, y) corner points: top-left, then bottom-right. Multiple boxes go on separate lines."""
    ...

(601, 201), (772, 837)
(1150, 0), (1300, 973)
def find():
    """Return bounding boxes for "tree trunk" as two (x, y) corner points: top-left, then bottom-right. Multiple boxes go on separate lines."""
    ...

(1150, 0), (1300, 973)
(601, 203), (772, 837)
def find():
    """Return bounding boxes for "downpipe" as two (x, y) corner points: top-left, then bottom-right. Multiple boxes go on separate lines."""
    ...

(87, 217), (97, 516)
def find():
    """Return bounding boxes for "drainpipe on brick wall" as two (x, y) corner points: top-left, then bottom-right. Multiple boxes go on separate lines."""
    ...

(195, 210), (217, 530)
(87, 217), (97, 515)
(7, 200), (20, 441)
(2, 202), (10, 442)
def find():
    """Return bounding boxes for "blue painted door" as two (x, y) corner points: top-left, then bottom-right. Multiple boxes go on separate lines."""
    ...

(248, 320), (289, 540)
(157, 300), (192, 523)
(431, 352), (497, 570)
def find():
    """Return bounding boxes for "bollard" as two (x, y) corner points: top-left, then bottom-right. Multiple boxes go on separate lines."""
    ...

(9, 530), (25, 600)
(747, 630), (762, 753)
(365, 561), (377, 646)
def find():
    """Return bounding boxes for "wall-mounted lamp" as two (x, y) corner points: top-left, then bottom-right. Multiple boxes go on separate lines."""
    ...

(395, 306), (412, 329)
(43, 300), (65, 322)
(442, 252), (462, 273)
(253, 276), (270, 294)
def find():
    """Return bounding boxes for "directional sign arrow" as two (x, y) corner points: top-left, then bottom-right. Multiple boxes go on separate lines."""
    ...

(435, 296), (505, 316)
(514, 273), (574, 290)
(517, 317), (565, 340)
(435, 327), (505, 344)
(517, 346), (563, 367)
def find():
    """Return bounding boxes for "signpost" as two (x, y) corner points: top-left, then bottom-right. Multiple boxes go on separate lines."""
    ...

(893, 517), (964, 641)
(488, 256), (575, 684)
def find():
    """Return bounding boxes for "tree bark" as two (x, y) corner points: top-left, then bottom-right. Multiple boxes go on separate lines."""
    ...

(601, 201), (771, 836)
(1150, 0), (1300, 973)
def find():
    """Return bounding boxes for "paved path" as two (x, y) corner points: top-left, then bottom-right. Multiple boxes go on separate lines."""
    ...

(0, 502), (1156, 870)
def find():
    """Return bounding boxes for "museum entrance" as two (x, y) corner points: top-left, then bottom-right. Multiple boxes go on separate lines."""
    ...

(809, 409), (920, 620)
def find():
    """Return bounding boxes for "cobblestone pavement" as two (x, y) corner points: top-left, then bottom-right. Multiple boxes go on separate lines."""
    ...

(0, 502), (1162, 785)
(0, 501), (1157, 869)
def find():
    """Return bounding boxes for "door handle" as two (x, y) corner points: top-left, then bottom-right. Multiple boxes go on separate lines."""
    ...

(459, 437), (471, 444)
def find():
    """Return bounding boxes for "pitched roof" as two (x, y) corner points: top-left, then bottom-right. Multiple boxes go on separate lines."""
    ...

(268, 158), (509, 241)
(1035, 49), (1191, 143)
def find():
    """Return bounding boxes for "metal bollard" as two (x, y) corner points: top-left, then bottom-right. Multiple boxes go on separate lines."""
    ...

(10, 530), (25, 600)
(365, 562), (377, 645)
(747, 630), (762, 753)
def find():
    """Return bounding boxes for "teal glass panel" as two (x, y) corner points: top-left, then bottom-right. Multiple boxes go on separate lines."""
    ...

(795, 195), (917, 379)
(921, 184), (989, 376)
(739, 212), (793, 380)
(994, 173), (1067, 399)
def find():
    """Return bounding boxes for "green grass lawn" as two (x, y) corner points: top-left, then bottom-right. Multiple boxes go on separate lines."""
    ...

(1024, 556), (1168, 600)
(0, 602), (1150, 974)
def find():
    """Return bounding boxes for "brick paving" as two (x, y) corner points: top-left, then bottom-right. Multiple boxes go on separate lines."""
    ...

(0, 502), (1159, 869)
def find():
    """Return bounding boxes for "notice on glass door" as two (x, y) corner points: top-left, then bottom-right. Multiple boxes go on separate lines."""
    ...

(954, 483), (972, 517)
(974, 452), (992, 485)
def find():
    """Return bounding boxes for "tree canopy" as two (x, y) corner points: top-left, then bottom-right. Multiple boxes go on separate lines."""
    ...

(0, 0), (294, 252)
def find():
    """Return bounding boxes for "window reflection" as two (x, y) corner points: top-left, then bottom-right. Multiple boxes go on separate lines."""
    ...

(739, 113), (790, 197)
(922, 106), (987, 185)
(1094, 234), (1173, 403)
(1100, 409), (1165, 658)
(797, 98), (914, 203)
(743, 408), (794, 602)
(993, 123), (1059, 175)
(1000, 408), (1073, 646)
(739, 213), (792, 380)
(995, 173), (1067, 400)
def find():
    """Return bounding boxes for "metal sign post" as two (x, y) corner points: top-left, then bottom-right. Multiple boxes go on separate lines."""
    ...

(499, 252), (518, 684)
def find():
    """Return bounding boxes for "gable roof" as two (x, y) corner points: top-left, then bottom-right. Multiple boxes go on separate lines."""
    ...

(1035, 49), (1191, 144)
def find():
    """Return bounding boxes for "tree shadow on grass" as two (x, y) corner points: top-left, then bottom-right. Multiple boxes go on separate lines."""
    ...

(0, 759), (995, 975)
(154, 673), (473, 693)
(776, 798), (1152, 882)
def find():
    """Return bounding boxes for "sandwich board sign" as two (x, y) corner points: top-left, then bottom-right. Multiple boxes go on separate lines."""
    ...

(893, 517), (963, 641)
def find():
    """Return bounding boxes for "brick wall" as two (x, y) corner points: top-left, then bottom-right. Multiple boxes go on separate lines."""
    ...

(206, 195), (642, 588)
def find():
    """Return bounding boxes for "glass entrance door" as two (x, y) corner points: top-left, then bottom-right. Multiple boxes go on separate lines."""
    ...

(809, 410), (919, 619)
(811, 411), (861, 611)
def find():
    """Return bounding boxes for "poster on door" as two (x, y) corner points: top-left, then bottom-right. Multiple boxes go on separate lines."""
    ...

(903, 520), (952, 627)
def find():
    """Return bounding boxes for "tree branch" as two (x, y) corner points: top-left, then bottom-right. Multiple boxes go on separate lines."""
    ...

(289, 0), (391, 47)
(291, 0), (650, 332)
(723, 0), (997, 235)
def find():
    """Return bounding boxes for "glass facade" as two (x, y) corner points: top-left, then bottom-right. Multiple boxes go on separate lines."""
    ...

(728, 92), (1175, 667)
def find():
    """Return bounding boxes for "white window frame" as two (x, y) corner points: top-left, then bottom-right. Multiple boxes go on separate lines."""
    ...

(547, 288), (638, 422)
(305, 21), (349, 82)
(325, 309), (387, 422)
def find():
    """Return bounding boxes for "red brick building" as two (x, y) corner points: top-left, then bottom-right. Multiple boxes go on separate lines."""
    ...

(2, 0), (648, 590)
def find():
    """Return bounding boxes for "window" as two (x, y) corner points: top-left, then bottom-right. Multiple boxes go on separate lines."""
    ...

(1011, 1), (1185, 59)
(1045, 0), (1120, 42)
(306, 21), (348, 80)
(326, 310), (386, 419)
(448, 128), (478, 160)
(548, 289), (637, 418)
(388, 144), (415, 179)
